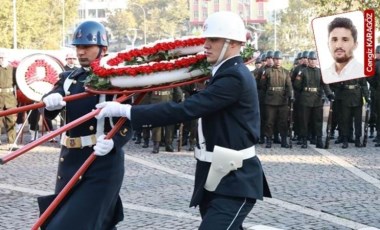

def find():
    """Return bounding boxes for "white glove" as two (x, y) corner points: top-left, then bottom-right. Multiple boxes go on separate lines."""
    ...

(93, 134), (114, 156)
(95, 102), (131, 119)
(43, 93), (66, 111)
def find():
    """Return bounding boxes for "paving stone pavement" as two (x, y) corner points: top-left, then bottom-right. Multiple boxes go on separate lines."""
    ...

(0, 130), (379, 230)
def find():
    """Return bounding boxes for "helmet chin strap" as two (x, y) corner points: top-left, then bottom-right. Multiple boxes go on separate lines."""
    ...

(213, 39), (230, 67)
(96, 46), (104, 59)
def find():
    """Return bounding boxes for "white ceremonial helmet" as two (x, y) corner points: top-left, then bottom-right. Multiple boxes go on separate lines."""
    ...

(202, 11), (246, 42)
(66, 52), (77, 60)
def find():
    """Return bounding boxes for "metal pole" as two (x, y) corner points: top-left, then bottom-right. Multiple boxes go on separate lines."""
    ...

(62, 0), (65, 47)
(131, 3), (146, 45)
(13, 0), (17, 49)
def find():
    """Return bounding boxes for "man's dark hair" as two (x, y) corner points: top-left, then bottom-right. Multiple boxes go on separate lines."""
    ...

(328, 17), (357, 43)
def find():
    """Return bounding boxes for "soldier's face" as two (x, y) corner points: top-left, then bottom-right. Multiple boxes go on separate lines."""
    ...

(328, 27), (357, 63)
(75, 45), (107, 67)
(273, 58), (282, 67)
(204, 37), (226, 64)
(308, 59), (317, 67)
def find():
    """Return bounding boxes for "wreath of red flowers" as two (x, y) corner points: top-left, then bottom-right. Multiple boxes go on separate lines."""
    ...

(25, 59), (60, 85)
(91, 37), (207, 78)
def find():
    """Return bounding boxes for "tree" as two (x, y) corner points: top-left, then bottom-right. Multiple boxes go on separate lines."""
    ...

(103, 9), (136, 51)
(258, 0), (380, 57)
(0, 0), (79, 50)
(131, 0), (189, 43)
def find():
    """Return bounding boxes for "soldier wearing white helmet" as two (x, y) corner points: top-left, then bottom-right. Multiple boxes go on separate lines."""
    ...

(94, 11), (271, 229)
(63, 52), (78, 71)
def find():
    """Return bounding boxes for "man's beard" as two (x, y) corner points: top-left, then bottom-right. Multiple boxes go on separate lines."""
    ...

(335, 55), (351, 63)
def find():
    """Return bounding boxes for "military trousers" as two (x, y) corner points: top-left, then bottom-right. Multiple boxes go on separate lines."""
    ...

(299, 105), (323, 138)
(198, 191), (256, 230)
(264, 104), (289, 137)
(340, 105), (363, 138)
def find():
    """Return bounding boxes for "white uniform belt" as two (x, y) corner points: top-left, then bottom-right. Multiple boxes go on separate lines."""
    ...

(194, 145), (256, 163)
(61, 134), (97, 149)
(0, 88), (14, 93)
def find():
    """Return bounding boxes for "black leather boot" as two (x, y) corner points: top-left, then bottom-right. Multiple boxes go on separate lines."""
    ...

(316, 136), (323, 148)
(265, 138), (272, 148)
(355, 137), (362, 147)
(301, 138), (307, 148)
(259, 135), (265, 144)
(273, 134), (280, 144)
(165, 144), (174, 152)
(310, 136), (316, 145)
(135, 137), (142, 144)
(188, 143), (195, 151)
(281, 136), (289, 148)
(152, 141), (160, 154)
(342, 137), (348, 149)
(369, 127), (374, 138)
(335, 136), (343, 144)
(142, 139), (149, 148)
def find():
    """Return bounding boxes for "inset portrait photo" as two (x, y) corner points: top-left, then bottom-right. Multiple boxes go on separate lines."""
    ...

(312, 11), (365, 84)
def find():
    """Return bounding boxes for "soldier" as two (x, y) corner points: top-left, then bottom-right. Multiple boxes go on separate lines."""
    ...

(150, 89), (176, 153)
(368, 45), (380, 147)
(252, 56), (262, 78)
(256, 51), (273, 144)
(294, 51), (334, 148)
(180, 83), (200, 151)
(291, 51), (309, 143)
(334, 78), (369, 148)
(0, 50), (18, 149)
(63, 52), (78, 72)
(38, 21), (132, 229)
(260, 50), (294, 148)
(96, 11), (271, 229)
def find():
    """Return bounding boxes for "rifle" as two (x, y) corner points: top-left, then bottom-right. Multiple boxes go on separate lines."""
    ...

(324, 99), (334, 149)
(362, 103), (370, 147)
(178, 122), (184, 152)
(288, 100), (294, 149)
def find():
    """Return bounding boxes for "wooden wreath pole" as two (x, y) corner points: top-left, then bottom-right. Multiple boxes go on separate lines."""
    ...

(0, 92), (91, 117)
(0, 94), (131, 165)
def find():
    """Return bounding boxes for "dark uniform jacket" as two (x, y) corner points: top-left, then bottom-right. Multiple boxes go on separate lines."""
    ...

(260, 66), (293, 106)
(294, 66), (332, 107)
(129, 56), (271, 207)
(38, 68), (132, 230)
(330, 78), (369, 107)
(368, 59), (380, 92)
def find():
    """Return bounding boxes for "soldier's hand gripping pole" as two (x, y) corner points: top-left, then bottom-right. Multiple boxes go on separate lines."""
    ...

(31, 92), (146, 230)
(0, 92), (91, 117)
(362, 102), (370, 147)
(324, 99), (334, 149)
(0, 94), (130, 165)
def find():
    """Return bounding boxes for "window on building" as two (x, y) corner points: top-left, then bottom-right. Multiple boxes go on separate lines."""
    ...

(258, 3), (264, 18)
(214, 0), (219, 11)
(98, 9), (106, 18)
(226, 0), (231, 10)
(194, 10), (199, 20)
(88, 9), (97, 18)
(78, 9), (85, 20)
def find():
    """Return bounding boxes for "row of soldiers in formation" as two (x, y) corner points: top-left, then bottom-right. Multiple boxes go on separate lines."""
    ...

(131, 47), (380, 152)
(252, 47), (380, 149)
